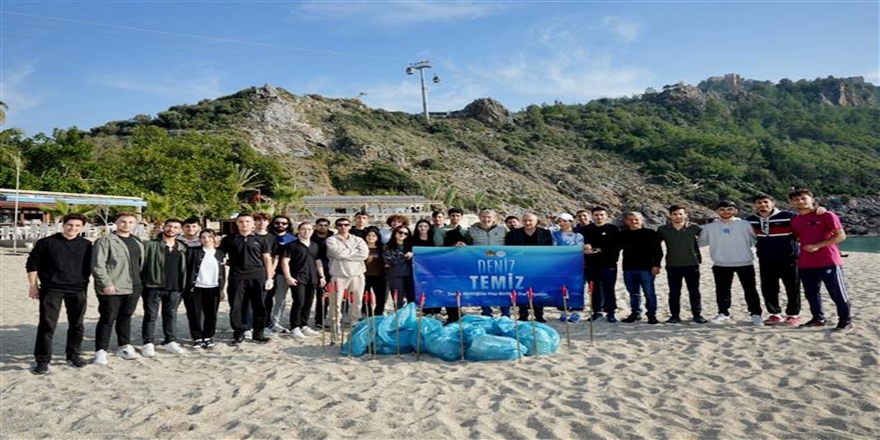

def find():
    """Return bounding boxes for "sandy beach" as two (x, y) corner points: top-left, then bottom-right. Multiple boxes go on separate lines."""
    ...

(1, 249), (878, 439)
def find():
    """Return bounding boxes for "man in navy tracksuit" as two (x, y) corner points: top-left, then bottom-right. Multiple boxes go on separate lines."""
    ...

(745, 194), (801, 326)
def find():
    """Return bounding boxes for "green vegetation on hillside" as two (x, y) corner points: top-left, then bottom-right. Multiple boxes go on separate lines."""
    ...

(1, 76), (877, 221)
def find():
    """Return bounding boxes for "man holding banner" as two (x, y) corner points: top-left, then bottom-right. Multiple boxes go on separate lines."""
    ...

(505, 213), (553, 322)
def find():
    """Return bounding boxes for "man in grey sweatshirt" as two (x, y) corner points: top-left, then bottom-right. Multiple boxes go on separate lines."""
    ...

(699, 201), (762, 325)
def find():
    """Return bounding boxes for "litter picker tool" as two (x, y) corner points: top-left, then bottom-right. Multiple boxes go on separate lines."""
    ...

(511, 290), (522, 361)
(348, 290), (356, 359)
(587, 281), (594, 345)
(561, 285), (572, 350)
(528, 287), (538, 356)
(392, 289), (401, 356)
(416, 292), (425, 360)
(364, 289), (373, 358)
(456, 291), (465, 362)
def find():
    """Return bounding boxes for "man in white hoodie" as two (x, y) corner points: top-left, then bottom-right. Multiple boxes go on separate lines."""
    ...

(326, 217), (369, 335)
(699, 201), (762, 325)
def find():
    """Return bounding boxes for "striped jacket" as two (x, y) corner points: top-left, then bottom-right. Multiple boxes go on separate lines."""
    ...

(746, 209), (798, 261)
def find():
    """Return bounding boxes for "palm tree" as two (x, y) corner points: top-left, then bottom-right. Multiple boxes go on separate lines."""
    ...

(0, 101), (7, 125)
(231, 164), (261, 206)
(44, 200), (96, 222)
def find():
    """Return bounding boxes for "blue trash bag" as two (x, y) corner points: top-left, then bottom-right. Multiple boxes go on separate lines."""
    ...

(376, 303), (419, 349)
(466, 335), (527, 361)
(493, 316), (517, 335)
(462, 324), (488, 348)
(504, 321), (560, 356)
(407, 317), (443, 353)
(425, 324), (465, 361)
(461, 314), (500, 335)
(340, 319), (370, 357)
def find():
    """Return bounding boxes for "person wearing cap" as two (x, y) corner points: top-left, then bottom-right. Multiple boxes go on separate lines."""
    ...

(698, 201), (762, 325)
(551, 212), (587, 322)
(506, 213), (553, 322)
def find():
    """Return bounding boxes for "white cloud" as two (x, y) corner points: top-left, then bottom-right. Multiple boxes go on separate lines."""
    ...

(864, 69), (879, 85)
(601, 16), (642, 44)
(0, 59), (43, 112)
(296, 1), (503, 26)
(96, 65), (224, 101)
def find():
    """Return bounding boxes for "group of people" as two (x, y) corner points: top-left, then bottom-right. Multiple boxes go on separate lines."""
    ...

(26, 188), (852, 375)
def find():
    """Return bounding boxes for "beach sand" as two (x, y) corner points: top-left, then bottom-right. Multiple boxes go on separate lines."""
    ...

(1, 250), (878, 439)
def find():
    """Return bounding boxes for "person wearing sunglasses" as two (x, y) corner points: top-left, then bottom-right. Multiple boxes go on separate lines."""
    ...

(325, 218), (369, 336)
(266, 215), (296, 334)
(383, 225), (415, 309)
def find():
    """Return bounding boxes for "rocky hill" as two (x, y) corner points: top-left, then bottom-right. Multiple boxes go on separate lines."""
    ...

(66, 76), (880, 233)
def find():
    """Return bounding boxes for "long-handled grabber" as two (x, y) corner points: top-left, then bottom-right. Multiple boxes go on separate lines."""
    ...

(561, 285), (572, 350)
(528, 287), (538, 356)
(511, 290), (521, 362)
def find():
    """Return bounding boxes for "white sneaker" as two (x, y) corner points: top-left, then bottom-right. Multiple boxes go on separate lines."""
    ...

(162, 341), (186, 355)
(272, 325), (290, 334)
(93, 349), (109, 365)
(291, 328), (306, 339)
(711, 314), (731, 324)
(244, 330), (253, 340)
(142, 343), (155, 358)
(301, 327), (319, 337)
(751, 315), (764, 326)
(117, 345), (141, 360)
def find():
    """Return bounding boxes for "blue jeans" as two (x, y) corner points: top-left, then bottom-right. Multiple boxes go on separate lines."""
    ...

(623, 270), (657, 317)
(141, 289), (182, 344)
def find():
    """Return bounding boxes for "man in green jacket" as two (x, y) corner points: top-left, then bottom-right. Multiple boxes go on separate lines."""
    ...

(91, 212), (145, 365)
(140, 219), (188, 357)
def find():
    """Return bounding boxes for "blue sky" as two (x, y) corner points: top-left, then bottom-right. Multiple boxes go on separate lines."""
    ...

(2, 1), (878, 136)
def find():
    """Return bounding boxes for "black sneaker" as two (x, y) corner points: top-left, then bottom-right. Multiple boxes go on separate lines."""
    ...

(203, 339), (217, 349)
(191, 339), (204, 350)
(834, 321), (853, 333)
(606, 314), (618, 323)
(66, 354), (87, 368)
(621, 314), (642, 323)
(800, 317), (827, 328)
(252, 335), (271, 344)
(647, 315), (659, 325)
(588, 312), (604, 322)
(31, 362), (50, 375)
(231, 336), (244, 346)
(693, 316), (708, 324)
(666, 316), (681, 324)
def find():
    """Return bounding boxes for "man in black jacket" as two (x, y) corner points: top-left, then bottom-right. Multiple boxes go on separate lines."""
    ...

(505, 213), (553, 322)
(26, 213), (92, 374)
(619, 212), (663, 324)
(583, 207), (621, 322)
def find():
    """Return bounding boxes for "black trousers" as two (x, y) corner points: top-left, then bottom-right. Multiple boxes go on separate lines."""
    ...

(759, 258), (801, 316)
(388, 276), (416, 309)
(183, 287), (221, 340)
(667, 265), (702, 318)
(364, 275), (387, 316)
(712, 265), (761, 316)
(289, 282), (316, 329)
(34, 288), (87, 362)
(95, 288), (141, 351)
(141, 289), (181, 345)
(228, 277), (267, 338)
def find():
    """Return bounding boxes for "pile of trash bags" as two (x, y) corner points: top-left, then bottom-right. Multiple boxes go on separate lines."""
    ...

(341, 303), (560, 361)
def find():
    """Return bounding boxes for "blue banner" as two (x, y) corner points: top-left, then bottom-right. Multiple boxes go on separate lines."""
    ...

(412, 246), (584, 308)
